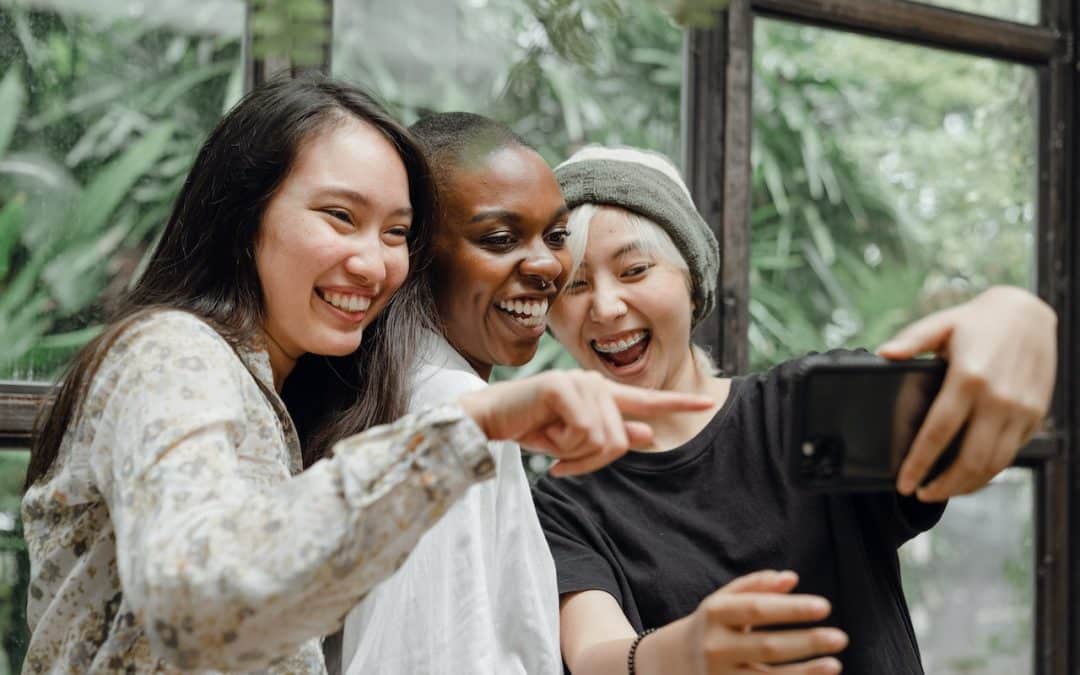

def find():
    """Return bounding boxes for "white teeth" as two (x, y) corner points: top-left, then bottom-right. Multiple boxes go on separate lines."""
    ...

(593, 330), (648, 354)
(496, 298), (549, 318)
(321, 291), (371, 313)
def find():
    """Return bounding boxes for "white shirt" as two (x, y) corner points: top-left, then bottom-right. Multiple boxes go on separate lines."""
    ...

(342, 331), (562, 675)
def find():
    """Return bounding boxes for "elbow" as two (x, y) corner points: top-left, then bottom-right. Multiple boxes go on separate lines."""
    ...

(143, 603), (292, 672)
(137, 569), (288, 671)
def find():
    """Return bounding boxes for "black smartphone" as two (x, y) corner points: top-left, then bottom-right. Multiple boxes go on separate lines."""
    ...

(788, 352), (962, 492)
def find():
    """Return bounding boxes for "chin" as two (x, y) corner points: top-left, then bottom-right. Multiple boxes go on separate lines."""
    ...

(310, 332), (365, 358)
(500, 346), (539, 367)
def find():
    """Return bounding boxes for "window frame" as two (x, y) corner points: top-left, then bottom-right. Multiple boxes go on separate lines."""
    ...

(683, 1), (1077, 672)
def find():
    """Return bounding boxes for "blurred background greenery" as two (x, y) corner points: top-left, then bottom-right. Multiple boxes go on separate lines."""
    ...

(0, 0), (1039, 672)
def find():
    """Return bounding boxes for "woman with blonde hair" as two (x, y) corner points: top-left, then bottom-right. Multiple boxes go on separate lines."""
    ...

(534, 145), (1056, 675)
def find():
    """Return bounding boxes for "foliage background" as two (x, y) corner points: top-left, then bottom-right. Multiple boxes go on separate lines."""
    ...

(0, 0), (1040, 672)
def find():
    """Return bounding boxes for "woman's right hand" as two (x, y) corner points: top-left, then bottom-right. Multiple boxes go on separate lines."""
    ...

(668, 571), (847, 674)
(458, 370), (713, 476)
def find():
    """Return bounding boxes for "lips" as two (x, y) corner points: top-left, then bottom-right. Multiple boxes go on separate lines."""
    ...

(495, 297), (549, 328)
(316, 288), (372, 318)
(591, 329), (650, 368)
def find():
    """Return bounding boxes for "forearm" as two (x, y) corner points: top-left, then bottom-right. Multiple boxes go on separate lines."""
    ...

(571, 619), (691, 675)
(121, 405), (492, 671)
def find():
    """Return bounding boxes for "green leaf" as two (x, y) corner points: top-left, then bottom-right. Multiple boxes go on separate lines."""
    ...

(69, 122), (174, 242)
(0, 67), (25, 157)
(0, 195), (26, 279)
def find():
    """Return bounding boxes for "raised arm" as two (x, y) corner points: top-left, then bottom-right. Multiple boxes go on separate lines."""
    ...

(880, 285), (1057, 501)
(561, 572), (847, 675)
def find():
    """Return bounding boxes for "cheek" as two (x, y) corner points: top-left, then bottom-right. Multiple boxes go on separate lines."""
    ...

(548, 299), (589, 355)
(385, 246), (411, 294)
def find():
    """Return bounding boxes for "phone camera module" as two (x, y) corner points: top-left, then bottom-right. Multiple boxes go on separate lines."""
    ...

(801, 436), (844, 479)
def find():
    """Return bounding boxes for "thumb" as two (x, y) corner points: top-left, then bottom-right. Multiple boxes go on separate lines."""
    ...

(878, 308), (957, 359)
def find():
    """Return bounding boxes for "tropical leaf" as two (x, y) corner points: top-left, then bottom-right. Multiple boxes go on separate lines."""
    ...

(0, 68), (24, 158)
(68, 122), (174, 242)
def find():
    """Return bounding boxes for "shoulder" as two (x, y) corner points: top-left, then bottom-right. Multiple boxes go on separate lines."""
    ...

(90, 310), (248, 404)
(108, 310), (233, 360)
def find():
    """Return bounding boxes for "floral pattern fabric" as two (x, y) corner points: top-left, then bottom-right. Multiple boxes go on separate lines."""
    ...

(22, 310), (493, 674)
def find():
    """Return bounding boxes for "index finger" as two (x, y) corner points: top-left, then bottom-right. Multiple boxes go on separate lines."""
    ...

(609, 383), (714, 418)
(897, 373), (974, 495)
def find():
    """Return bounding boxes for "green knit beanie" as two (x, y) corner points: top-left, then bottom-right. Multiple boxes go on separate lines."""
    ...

(555, 153), (720, 326)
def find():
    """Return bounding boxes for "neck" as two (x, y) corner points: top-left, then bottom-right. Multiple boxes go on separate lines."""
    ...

(642, 348), (729, 452)
(466, 356), (493, 382)
(261, 330), (298, 392)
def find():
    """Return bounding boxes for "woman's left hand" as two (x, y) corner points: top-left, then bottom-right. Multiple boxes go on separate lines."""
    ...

(878, 285), (1057, 502)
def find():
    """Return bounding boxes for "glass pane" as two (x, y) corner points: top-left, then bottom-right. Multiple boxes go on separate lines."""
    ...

(750, 20), (1035, 370)
(902, 468), (1034, 673)
(909, 0), (1038, 25)
(752, 20), (1037, 673)
(333, 0), (683, 181)
(0, 450), (27, 675)
(0, 0), (245, 382)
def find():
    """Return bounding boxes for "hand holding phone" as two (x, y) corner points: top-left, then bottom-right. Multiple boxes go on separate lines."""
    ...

(788, 352), (961, 493)
(879, 286), (1055, 501)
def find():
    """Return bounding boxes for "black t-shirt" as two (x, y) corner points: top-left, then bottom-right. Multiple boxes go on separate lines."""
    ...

(532, 356), (946, 675)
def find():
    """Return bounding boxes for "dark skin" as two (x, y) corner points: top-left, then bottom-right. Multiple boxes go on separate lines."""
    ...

(430, 144), (571, 380)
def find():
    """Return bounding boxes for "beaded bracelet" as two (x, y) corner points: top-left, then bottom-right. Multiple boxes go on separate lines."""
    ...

(627, 627), (657, 675)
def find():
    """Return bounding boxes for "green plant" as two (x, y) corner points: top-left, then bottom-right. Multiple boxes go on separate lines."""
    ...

(0, 6), (242, 379)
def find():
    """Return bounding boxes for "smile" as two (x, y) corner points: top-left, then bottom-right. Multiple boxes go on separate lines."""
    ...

(591, 329), (651, 368)
(316, 289), (372, 314)
(495, 298), (548, 328)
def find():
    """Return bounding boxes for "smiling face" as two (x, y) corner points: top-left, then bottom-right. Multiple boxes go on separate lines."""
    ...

(255, 117), (413, 384)
(429, 144), (570, 379)
(549, 206), (696, 391)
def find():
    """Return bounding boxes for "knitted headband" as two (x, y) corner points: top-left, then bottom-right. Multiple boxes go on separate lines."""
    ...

(555, 156), (720, 326)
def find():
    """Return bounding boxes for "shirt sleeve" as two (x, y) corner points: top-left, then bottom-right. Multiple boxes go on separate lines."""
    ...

(88, 314), (493, 672)
(532, 477), (624, 606)
(856, 492), (946, 549)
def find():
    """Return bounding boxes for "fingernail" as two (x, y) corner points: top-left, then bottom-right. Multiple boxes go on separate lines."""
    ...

(877, 340), (898, 353)
(808, 598), (830, 613)
(828, 630), (849, 648)
(897, 476), (914, 495)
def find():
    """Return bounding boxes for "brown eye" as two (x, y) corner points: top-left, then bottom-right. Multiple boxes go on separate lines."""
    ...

(545, 228), (570, 248)
(324, 208), (353, 225)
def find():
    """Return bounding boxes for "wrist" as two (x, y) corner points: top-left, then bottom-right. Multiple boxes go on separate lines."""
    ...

(627, 628), (656, 675)
(631, 618), (692, 675)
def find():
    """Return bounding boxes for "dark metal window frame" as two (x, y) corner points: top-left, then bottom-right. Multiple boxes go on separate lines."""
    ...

(683, 1), (1077, 672)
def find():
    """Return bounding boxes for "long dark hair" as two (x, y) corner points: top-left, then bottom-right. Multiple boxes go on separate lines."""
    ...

(26, 74), (437, 489)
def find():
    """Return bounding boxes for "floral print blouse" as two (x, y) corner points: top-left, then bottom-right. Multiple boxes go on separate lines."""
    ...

(21, 310), (494, 674)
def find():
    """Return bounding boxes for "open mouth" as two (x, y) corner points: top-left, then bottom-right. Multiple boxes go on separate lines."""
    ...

(495, 297), (549, 328)
(316, 288), (372, 315)
(591, 329), (650, 368)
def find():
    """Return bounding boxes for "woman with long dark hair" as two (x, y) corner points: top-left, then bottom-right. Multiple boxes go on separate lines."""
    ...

(20, 79), (710, 674)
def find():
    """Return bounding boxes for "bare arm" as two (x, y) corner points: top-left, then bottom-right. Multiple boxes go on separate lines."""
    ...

(561, 572), (847, 675)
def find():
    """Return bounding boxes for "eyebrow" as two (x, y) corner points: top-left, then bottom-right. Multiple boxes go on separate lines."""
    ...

(574, 240), (649, 274)
(317, 186), (413, 217)
(467, 205), (570, 226)
(610, 241), (648, 262)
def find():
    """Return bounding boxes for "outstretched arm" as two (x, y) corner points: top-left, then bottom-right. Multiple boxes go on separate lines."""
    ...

(878, 285), (1056, 501)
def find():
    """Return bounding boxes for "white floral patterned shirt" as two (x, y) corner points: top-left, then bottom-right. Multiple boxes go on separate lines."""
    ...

(21, 310), (494, 674)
